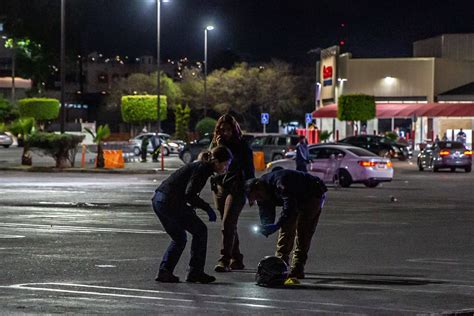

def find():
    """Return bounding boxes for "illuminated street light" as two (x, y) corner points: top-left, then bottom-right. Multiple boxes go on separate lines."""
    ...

(203, 25), (214, 117)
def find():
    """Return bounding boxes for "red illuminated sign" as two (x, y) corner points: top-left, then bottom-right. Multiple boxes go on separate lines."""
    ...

(323, 66), (333, 79)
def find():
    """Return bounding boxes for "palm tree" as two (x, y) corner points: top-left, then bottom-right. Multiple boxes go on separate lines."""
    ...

(319, 130), (333, 143)
(85, 125), (110, 168)
(9, 117), (35, 165)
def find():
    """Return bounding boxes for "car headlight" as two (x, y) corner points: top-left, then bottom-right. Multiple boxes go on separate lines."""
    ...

(266, 162), (273, 169)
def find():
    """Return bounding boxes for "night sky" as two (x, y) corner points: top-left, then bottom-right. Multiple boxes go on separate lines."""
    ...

(5, 0), (474, 63)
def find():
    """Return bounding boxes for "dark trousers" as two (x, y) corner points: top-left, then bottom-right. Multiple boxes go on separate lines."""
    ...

(276, 194), (324, 269)
(296, 162), (308, 173)
(152, 147), (160, 161)
(213, 185), (246, 265)
(152, 192), (208, 274)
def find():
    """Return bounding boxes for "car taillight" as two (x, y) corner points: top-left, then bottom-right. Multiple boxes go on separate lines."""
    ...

(464, 150), (473, 156)
(439, 150), (450, 156)
(359, 161), (376, 167)
(386, 161), (393, 168)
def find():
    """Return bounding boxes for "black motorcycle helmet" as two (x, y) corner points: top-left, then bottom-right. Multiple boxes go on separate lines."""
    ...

(255, 256), (289, 287)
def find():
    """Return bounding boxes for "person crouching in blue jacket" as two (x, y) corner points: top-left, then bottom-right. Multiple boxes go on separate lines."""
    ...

(245, 169), (327, 279)
(152, 146), (233, 283)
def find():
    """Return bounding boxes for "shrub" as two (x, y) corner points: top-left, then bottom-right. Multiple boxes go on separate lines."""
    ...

(18, 98), (60, 121)
(195, 117), (217, 138)
(29, 132), (84, 168)
(175, 104), (191, 141)
(0, 96), (19, 123)
(121, 95), (167, 124)
(337, 94), (375, 121)
(385, 131), (398, 141)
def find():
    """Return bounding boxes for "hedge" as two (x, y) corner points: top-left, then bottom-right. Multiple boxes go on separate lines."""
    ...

(29, 132), (84, 168)
(195, 117), (217, 138)
(18, 98), (60, 121)
(337, 94), (376, 121)
(121, 95), (167, 124)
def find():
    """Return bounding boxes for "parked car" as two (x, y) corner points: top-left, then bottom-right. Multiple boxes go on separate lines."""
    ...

(338, 135), (409, 160)
(418, 141), (472, 172)
(0, 132), (13, 148)
(250, 134), (300, 162)
(179, 134), (256, 164)
(129, 132), (184, 156)
(265, 144), (393, 187)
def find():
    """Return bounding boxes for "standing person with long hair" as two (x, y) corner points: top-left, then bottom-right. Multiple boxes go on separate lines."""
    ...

(210, 114), (255, 272)
(152, 146), (233, 283)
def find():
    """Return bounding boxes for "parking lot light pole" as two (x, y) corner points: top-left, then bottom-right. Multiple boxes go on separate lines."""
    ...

(60, 0), (66, 133)
(157, 0), (169, 170)
(203, 25), (214, 117)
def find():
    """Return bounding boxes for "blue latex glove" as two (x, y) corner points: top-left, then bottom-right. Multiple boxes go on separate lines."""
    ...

(206, 207), (217, 222)
(260, 224), (280, 237)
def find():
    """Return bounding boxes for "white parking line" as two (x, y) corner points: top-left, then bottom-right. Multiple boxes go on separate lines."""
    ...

(0, 223), (164, 234)
(0, 282), (425, 314)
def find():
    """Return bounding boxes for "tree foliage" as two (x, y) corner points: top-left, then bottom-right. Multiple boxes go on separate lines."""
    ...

(29, 132), (85, 168)
(0, 96), (19, 123)
(195, 117), (217, 138)
(121, 95), (167, 124)
(175, 104), (191, 142)
(84, 124), (111, 168)
(8, 117), (36, 165)
(18, 98), (60, 122)
(337, 94), (376, 121)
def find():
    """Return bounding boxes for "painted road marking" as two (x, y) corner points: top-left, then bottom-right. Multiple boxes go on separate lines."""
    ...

(0, 234), (25, 239)
(0, 223), (164, 235)
(0, 282), (430, 314)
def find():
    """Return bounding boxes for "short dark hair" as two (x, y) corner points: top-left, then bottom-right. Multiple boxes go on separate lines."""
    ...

(245, 178), (263, 197)
(200, 145), (233, 163)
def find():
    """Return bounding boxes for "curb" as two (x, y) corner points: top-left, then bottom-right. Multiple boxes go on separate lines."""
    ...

(0, 166), (177, 175)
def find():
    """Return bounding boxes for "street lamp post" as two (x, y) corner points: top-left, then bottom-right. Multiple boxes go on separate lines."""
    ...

(203, 25), (214, 117)
(60, 0), (66, 133)
(156, 0), (169, 133)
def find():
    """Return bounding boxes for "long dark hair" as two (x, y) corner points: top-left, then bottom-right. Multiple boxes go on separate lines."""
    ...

(199, 145), (233, 163)
(212, 114), (243, 145)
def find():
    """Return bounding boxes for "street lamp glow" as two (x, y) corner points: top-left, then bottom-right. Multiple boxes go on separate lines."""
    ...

(206, 25), (215, 31)
(203, 25), (215, 117)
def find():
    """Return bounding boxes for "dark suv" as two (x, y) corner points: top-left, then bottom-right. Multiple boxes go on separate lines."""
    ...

(339, 135), (409, 160)
(250, 134), (300, 162)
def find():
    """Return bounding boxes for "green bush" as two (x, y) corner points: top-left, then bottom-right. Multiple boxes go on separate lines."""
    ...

(337, 94), (375, 121)
(29, 132), (84, 168)
(195, 117), (217, 138)
(18, 98), (60, 121)
(175, 104), (191, 141)
(0, 96), (19, 123)
(385, 131), (398, 141)
(121, 95), (167, 124)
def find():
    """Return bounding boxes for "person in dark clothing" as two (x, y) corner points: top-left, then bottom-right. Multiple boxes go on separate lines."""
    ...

(140, 136), (149, 162)
(295, 135), (310, 172)
(152, 146), (233, 283)
(150, 134), (161, 162)
(210, 114), (255, 272)
(245, 169), (327, 279)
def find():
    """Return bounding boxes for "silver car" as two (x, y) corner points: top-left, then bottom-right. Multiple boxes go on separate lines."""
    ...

(265, 144), (393, 188)
(0, 132), (13, 148)
(129, 132), (184, 156)
(418, 141), (472, 173)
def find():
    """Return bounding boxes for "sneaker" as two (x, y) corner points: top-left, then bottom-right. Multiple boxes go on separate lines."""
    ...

(214, 261), (231, 272)
(155, 270), (180, 283)
(229, 260), (245, 270)
(186, 272), (216, 284)
(288, 267), (305, 279)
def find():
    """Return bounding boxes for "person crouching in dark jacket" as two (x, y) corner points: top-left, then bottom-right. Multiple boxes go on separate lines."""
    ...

(245, 169), (327, 279)
(152, 146), (233, 283)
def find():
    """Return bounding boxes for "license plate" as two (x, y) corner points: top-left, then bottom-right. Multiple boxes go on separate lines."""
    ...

(377, 164), (386, 168)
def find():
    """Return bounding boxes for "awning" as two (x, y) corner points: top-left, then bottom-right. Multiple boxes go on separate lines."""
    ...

(313, 103), (474, 118)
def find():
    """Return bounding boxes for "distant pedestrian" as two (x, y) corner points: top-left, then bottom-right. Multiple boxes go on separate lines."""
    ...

(245, 169), (328, 279)
(295, 135), (310, 172)
(434, 135), (440, 143)
(150, 134), (161, 162)
(442, 133), (448, 141)
(140, 136), (149, 162)
(210, 114), (255, 273)
(456, 128), (467, 144)
(152, 146), (233, 284)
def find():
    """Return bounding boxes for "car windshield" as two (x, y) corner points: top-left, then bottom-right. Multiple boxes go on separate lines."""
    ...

(438, 142), (464, 149)
(347, 147), (379, 157)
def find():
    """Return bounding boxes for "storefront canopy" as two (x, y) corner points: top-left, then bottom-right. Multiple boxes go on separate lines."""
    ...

(313, 102), (474, 119)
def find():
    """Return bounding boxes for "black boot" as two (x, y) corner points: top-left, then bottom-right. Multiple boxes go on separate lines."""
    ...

(186, 272), (216, 284)
(155, 269), (180, 283)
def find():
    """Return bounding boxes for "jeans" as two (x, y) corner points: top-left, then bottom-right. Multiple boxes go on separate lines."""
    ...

(152, 192), (208, 274)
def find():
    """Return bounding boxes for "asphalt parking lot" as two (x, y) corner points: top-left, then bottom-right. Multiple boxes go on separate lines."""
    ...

(0, 161), (473, 315)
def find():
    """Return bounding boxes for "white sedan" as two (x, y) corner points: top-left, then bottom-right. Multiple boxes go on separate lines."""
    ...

(265, 144), (393, 188)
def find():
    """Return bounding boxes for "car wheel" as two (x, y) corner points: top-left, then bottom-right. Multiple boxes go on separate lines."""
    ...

(181, 151), (193, 164)
(465, 166), (472, 173)
(364, 180), (379, 188)
(133, 147), (141, 156)
(272, 154), (284, 161)
(338, 169), (352, 188)
(450, 167), (456, 172)
(418, 159), (424, 171)
(271, 167), (284, 172)
(162, 146), (170, 156)
(3, 145), (10, 148)
(433, 167), (439, 172)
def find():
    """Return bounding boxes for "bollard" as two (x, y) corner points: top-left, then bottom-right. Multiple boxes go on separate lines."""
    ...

(315, 129), (320, 144)
(81, 144), (86, 168)
(336, 130), (339, 142)
(161, 144), (164, 171)
(373, 130), (377, 135)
